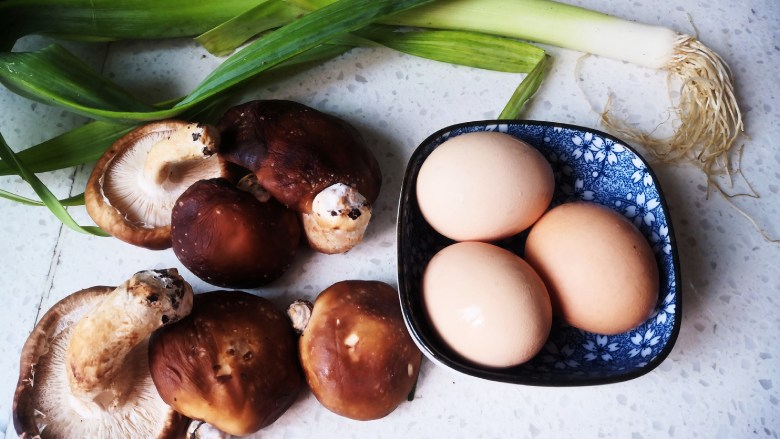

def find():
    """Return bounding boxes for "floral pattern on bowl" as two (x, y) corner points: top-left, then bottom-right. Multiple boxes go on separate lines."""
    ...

(397, 120), (681, 386)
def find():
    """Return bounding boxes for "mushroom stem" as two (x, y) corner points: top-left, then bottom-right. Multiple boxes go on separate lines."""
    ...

(302, 183), (373, 254)
(143, 123), (220, 187)
(286, 300), (314, 334)
(66, 269), (193, 407)
(187, 421), (234, 439)
(236, 173), (272, 202)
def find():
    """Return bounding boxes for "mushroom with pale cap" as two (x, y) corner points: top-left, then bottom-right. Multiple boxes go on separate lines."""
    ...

(148, 290), (304, 436)
(291, 280), (422, 420)
(217, 100), (382, 254)
(13, 268), (194, 439)
(85, 120), (231, 249)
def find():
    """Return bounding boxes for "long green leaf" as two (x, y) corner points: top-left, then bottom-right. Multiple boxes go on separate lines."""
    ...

(499, 54), (549, 119)
(0, 45), (178, 123)
(177, 0), (435, 107)
(0, 121), (134, 176)
(0, 189), (84, 206)
(196, 0), (305, 56)
(0, 0), (266, 44)
(0, 45), (156, 120)
(1, 0), (434, 123)
(355, 26), (544, 73)
(0, 42), (351, 180)
(0, 133), (107, 236)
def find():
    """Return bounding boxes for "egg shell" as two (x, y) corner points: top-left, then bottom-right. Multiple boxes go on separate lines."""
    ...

(422, 241), (552, 368)
(415, 132), (554, 242)
(524, 202), (659, 335)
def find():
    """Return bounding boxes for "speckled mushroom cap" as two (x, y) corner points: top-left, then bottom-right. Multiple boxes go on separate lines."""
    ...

(148, 291), (304, 436)
(299, 280), (423, 420)
(216, 100), (382, 214)
(85, 120), (230, 250)
(13, 286), (189, 439)
(170, 178), (301, 288)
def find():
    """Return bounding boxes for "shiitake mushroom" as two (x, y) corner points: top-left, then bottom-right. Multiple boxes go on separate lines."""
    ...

(85, 121), (230, 250)
(13, 269), (194, 439)
(294, 280), (422, 420)
(148, 291), (304, 437)
(217, 100), (382, 254)
(87, 100), (380, 257)
(171, 177), (300, 288)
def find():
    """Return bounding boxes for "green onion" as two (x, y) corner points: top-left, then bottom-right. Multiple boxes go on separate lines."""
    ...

(0, 189), (85, 207)
(0, 45), (158, 122)
(293, 0), (743, 176)
(0, 121), (135, 176)
(353, 26), (544, 74)
(1, 0), (551, 230)
(499, 54), (548, 119)
(1, 0), (435, 123)
(195, 0), (306, 56)
(0, 133), (108, 236)
(0, 0), (264, 45)
(177, 0), (436, 108)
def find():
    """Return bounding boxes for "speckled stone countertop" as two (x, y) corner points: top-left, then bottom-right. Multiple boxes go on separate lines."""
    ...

(1, 1), (778, 438)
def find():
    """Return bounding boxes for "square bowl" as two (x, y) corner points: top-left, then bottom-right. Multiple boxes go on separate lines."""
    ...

(397, 120), (682, 386)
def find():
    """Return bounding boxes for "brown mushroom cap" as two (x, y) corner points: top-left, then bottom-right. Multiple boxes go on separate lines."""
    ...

(85, 120), (230, 250)
(171, 178), (301, 288)
(216, 100), (382, 214)
(148, 291), (304, 436)
(13, 285), (189, 439)
(299, 280), (422, 421)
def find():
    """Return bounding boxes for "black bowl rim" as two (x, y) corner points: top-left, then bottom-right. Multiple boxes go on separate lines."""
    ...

(396, 119), (683, 386)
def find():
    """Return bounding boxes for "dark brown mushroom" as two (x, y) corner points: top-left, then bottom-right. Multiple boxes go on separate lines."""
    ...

(85, 120), (231, 250)
(296, 280), (422, 420)
(148, 291), (304, 436)
(217, 100), (382, 254)
(13, 269), (194, 439)
(171, 177), (300, 288)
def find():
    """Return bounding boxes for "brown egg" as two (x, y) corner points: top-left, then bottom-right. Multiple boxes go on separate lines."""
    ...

(416, 132), (554, 242)
(422, 242), (552, 368)
(524, 202), (659, 335)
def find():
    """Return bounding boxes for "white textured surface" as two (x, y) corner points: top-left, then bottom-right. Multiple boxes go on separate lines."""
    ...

(1, 1), (779, 438)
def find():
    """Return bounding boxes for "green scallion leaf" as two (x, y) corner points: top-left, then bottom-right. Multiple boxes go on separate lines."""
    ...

(0, 0), (265, 44)
(354, 26), (544, 74)
(499, 54), (548, 119)
(196, 0), (305, 56)
(0, 45), (157, 122)
(0, 121), (134, 176)
(0, 133), (107, 236)
(0, 189), (85, 207)
(177, 0), (436, 107)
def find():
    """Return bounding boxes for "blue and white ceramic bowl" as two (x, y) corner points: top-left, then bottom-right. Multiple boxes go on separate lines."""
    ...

(397, 121), (681, 385)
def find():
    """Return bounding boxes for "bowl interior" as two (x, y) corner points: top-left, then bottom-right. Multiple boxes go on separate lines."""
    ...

(397, 121), (681, 386)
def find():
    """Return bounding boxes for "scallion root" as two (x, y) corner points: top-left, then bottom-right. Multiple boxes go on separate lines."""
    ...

(601, 34), (744, 180)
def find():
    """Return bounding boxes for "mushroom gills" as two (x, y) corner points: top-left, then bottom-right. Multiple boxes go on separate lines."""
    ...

(66, 269), (194, 407)
(85, 120), (231, 250)
(103, 123), (224, 228)
(13, 269), (193, 439)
